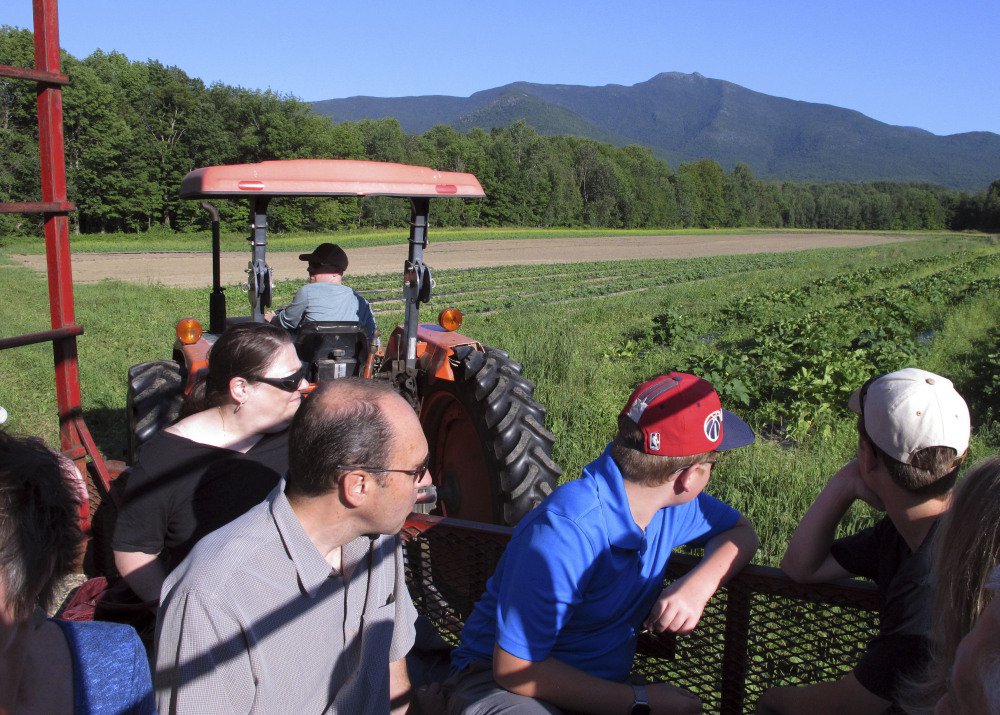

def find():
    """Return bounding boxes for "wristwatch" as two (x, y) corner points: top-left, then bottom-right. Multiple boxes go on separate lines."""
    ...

(630, 683), (651, 715)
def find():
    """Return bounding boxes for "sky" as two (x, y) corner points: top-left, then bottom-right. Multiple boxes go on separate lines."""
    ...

(6, 1), (1000, 136)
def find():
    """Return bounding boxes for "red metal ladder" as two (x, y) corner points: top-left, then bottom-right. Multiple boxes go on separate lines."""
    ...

(0, 0), (113, 531)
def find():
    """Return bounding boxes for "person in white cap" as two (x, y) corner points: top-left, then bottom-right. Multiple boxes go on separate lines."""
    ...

(758, 368), (971, 715)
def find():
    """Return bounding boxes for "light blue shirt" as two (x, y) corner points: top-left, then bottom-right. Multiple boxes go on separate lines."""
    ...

(275, 282), (376, 338)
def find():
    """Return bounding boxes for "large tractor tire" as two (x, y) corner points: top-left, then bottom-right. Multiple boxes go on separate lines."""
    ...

(419, 346), (560, 527)
(126, 361), (184, 464)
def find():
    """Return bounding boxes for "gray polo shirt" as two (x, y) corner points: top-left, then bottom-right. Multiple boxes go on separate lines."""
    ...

(155, 480), (417, 714)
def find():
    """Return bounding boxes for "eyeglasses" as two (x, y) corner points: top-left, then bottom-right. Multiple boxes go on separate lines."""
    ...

(336, 456), (430, 484)
(250, 364), (309, 392)
(307, 263), (338, 275)
(672, 458), (719, 474)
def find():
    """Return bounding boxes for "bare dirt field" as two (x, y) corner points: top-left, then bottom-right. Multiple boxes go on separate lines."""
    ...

(13, 233), (922, 288)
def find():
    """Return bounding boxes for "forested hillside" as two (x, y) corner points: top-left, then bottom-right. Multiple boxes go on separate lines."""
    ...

(2, 27), (998, 238)
(313, 72), (1000, 191)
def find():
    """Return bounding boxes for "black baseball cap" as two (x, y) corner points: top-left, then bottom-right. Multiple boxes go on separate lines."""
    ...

(298, 243), (348, 272)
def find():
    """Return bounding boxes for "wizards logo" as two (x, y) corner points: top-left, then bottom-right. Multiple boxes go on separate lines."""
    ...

(704, 410), (723, 443)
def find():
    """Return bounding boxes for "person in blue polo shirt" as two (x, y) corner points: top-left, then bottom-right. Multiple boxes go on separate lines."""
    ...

(445, 372), (760, 715)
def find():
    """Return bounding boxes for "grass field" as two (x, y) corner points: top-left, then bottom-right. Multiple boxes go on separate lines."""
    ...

(1, 233), (998, 565)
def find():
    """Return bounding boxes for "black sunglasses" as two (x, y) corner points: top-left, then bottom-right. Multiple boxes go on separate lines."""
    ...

(336, 456), (430, 484)
(250, 364), (309, 392)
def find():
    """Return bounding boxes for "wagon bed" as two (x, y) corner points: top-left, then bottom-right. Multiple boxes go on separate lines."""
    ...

(402, 514), (881, 715)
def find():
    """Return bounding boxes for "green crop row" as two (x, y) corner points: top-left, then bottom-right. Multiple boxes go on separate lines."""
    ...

(268, 252), (813, 316)
(624, 249), (1000, 441)
(720, 254), (955, 321)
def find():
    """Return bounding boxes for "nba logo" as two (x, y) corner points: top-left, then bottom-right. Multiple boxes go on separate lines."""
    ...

(704, 410), (723, 442)
(649, 432), (660, 452)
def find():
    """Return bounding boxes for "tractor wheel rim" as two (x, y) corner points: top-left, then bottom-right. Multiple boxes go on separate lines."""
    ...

(422, 391), (497, 523)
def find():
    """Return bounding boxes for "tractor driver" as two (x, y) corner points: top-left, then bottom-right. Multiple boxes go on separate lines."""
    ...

(264, 242), (377, 341)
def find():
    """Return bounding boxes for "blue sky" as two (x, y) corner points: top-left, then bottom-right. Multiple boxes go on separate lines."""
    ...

(6, 1), (1000, 136)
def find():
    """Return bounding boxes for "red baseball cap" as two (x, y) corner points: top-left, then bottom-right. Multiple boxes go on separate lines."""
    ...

(620, 373), (755, 457)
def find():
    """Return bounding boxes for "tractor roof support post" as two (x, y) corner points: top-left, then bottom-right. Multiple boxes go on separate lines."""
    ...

(248, 197), (272, 322)
(403, 197), (430, 370)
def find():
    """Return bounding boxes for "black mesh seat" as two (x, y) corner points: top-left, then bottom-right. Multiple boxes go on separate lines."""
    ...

(294, 321), (369, 381)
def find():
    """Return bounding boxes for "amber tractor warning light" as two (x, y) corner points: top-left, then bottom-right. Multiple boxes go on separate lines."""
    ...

(438, 308), (463, 332)
(176, 318), (203, 345)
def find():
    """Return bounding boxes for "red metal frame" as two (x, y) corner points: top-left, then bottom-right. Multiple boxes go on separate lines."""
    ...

(0, 0), (112, 530)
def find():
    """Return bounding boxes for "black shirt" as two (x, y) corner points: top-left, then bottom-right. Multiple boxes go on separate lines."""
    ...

(112, 429), (288, 570)
(831, 516), (939, 702)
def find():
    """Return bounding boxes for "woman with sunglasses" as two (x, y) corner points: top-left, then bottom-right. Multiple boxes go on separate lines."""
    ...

(113, 322), (308, 607)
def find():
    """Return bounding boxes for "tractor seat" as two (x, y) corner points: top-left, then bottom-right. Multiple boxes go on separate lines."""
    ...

(294, 321), (369, 381)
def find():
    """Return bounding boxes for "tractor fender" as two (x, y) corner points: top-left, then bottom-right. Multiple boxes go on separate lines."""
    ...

(387, 324), (483, 382)
(173, 338), (212, 396)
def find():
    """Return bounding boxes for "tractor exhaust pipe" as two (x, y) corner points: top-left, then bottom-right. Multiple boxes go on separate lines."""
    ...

(202, 202), (226, 334)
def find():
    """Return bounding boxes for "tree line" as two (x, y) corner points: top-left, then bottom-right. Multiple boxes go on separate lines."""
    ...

(2, 26), (998, 237)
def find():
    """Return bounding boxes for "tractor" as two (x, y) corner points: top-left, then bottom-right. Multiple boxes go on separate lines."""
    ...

(125, 159), (560, 527)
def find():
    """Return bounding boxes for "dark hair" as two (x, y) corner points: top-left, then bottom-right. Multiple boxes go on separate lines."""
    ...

(610, 414), (715, 486)
(184, 322), (293, 413)
(286, 378), (399, 498)
(857, 418), (961, 496)
(0, 430), (83, 620)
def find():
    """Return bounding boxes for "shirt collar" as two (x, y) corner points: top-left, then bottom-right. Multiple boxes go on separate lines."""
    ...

(269, 478), (336, 598)
(582, 445), (645, 551)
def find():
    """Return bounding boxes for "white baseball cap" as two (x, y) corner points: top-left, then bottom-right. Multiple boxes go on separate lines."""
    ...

(848, 368), (970, 464)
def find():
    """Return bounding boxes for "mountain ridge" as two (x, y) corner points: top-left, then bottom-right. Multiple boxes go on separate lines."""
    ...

(310, 72), (1000, 190)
